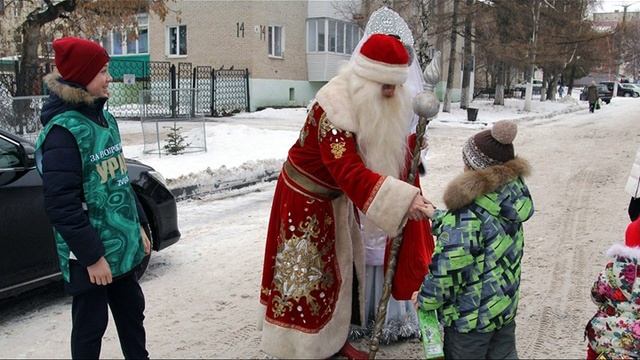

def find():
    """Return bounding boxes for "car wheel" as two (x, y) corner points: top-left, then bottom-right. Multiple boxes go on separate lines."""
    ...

(625, 92), (631, 97)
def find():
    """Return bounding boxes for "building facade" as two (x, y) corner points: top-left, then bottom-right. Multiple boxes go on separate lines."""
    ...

(147, 0), (364, 111)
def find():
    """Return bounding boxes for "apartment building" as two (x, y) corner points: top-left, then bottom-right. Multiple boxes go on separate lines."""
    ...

(147, 0), (364, 110)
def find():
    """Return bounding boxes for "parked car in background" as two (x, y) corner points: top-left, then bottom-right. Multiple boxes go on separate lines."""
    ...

(579, 84), (613, 104)
(621, 83), (640, 97)
(513, 79), (543, 97)
(600, 81), (639, 97)
(0, 129), (181, 299)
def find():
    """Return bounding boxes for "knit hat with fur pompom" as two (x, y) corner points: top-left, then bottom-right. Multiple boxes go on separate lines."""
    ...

(462, 120), (518, 170)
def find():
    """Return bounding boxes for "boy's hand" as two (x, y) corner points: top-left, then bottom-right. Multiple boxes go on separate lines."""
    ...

(141, 226), (151, 255)
(408, 194), (430, 220)
(424, 203), (437, 219)
(87, 257), (112, 285)
(411, 291), (420, 310)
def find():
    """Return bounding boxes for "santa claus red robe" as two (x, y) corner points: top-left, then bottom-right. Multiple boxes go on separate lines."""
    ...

(259, 75), (433, 359)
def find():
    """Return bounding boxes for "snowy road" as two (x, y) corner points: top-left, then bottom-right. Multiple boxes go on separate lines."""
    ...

(1, 98), (640, 358)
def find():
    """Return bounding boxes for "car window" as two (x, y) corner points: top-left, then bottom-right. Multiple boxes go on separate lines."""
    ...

(0, 137), (22, 169)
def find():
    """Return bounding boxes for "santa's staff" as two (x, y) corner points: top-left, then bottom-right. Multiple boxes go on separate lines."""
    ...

(369, 54), (441, 359)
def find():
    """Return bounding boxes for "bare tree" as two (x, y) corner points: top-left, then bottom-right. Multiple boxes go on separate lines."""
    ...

(460, 0), (474, 109)
(524, 0), (542, 112)
(442, 0), (460, 113)
(0, 0), (171, 96)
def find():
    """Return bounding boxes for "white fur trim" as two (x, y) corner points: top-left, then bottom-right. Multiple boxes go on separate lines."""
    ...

(315, 74), (358, 133)
(365, 177), (419, 237)
(607, 243), (640, 260)
(353, 53), (408, 85)
(260, 196), (365, 359)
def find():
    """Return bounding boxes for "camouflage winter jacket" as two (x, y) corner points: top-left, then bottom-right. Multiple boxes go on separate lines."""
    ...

(417, 157), (534, 333)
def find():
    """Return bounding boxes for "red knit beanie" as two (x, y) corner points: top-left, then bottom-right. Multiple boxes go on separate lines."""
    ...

(625, 218), (640, 248)
(352, 33), (409, 85)
(53, 37), (110, 87)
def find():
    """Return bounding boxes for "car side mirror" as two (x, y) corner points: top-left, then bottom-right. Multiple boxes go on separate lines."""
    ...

(0, 136), (33, 186)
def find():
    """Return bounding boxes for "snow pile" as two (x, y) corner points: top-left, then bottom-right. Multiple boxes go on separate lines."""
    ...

(167, 158), (282, 200)
(122, 122), (299, 180)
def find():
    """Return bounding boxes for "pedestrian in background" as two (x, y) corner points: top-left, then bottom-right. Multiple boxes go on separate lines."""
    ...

(558, 82), (565, 98)
(588, 81), (599, 113)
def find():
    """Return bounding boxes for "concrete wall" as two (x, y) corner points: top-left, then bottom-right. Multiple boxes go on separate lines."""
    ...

(249, 78), (323, 111)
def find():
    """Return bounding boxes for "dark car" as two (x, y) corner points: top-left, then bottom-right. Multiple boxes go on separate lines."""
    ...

(600, 81), (639, 98)
(0, 129), (180, 299)
(580, 84), (613, 104)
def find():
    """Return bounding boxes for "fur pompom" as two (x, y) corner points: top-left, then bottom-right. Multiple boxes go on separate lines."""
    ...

(491, 120), (518, 145)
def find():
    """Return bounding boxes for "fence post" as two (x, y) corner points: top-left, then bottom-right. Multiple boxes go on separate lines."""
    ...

(170, 64), (176, 118)
(245, 68), (250, 112)
(191, 67), (196, 117)
(211, 69), (217, 117)
(13, 60), (20, 95)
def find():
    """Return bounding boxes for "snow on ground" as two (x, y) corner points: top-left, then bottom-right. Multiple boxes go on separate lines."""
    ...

(117, 97), (588, 194)
(433, 95), (582, 129)
(2, 96), (639, 359)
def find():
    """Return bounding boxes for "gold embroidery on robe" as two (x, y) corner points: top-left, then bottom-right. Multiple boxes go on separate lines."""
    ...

(271, 215), (334, 318)
(298, 125), (309, 147)
(330, 142), (346, 159)
(318, 113), (353, 142)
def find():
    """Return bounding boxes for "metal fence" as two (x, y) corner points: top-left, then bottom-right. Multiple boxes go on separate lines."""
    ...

(0, 92), (47, 143)
(108, 59), (249, 119)
(140, 88), (207, 156)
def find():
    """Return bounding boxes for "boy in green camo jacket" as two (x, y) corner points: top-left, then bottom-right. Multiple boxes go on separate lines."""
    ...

(412, 120), (534, 359)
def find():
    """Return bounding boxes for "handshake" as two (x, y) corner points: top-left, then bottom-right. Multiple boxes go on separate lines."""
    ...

(408, 194), (436, 221)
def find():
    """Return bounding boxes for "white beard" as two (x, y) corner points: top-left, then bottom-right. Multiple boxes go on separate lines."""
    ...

(348, 72), (412, 179)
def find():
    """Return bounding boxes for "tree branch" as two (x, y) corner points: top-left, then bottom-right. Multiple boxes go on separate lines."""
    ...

(23, 0), (76, 28)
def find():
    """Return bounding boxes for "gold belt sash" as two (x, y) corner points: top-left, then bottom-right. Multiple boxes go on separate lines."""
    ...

(283, 161), (342, 200)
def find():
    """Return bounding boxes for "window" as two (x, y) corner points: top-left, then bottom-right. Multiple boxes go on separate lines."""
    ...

(113, 31), (123, 55)
(99, 14), (149, 56)
(337, 23), (345, 54)
(345, 24), (353, 54)
(306, 19), (362, 55)
(168, 25), (187, 56)
(328, 20), (336, 52)
(317, 20), (325, 51)
(307, 19), (317, 52)
(268, 25), (283, 58)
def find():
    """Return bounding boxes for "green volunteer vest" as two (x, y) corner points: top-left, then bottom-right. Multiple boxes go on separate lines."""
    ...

(35, 110), (144, 282)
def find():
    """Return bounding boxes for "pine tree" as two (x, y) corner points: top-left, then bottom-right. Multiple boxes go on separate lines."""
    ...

(163, 124), (190, 155)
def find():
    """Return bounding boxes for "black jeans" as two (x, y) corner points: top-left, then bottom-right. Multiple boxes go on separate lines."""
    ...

(443, 321), (518, 359)
(71, 273), (148, 359)
(589, 101), (596, 112)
